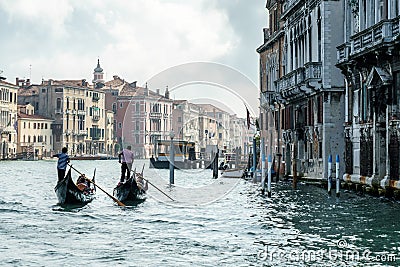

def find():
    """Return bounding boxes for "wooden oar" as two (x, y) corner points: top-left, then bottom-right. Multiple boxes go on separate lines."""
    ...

(68, 164), (125, 207)
(92, 168), (96, 192)
(136, 172), (175, 202)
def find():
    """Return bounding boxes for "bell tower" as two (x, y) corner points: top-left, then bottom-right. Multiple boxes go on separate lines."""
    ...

(93, 58), (104, 86)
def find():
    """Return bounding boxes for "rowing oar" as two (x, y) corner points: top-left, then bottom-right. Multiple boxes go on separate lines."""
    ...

(136, 172), (175, 202)
(68, 164), (125, 207)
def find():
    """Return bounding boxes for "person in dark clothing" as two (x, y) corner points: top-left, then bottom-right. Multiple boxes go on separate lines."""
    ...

(53, 147), (70, 182)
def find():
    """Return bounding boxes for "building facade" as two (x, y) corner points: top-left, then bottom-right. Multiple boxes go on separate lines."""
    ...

(0, 79), (18, 159)
(258, 0), (346, 179)
(17, 104), (53, 159)
(257, 0), (286, 175)
(18, 79), (107, 155)
(336, 1), (400, 189)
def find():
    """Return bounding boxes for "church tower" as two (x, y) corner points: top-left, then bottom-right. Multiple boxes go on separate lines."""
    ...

(93, 58), (104, 87)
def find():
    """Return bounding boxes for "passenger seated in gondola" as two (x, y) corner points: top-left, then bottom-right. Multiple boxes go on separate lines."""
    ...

(135, 175), (148, 192)
(76, 174), (91, 193)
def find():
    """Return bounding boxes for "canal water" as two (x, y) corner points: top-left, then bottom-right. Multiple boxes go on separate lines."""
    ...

(1, 159), (400, 266)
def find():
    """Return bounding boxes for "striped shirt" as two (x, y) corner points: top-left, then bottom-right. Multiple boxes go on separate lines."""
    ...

(56, 153), (70, 170)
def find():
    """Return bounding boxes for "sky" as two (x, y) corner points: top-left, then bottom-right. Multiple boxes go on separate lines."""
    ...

(0, 0), (267, 117)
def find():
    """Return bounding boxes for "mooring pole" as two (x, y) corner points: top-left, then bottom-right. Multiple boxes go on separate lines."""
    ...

(261, 138), (265, 194)
(252, 138), (257, 179)
(169, 133), (175, 186)
(268, 154), (272, 197)
(336, 155), (340, 197)
(328, 155), (332, 195)
(292, 136), (297, 190)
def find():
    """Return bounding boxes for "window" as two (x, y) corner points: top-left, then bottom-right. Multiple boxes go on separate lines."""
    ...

(112, 103), (117, 114)
(120, 103), (123, 108)
(56, 98), (62, 110)
(118, 122), (122, 129)
(136, 135), (140, 144)
(136, 102), (140, 113)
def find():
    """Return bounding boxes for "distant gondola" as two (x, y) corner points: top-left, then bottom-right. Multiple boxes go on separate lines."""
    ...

(54, 168), (96, 205)
(113, 173), (147, 203)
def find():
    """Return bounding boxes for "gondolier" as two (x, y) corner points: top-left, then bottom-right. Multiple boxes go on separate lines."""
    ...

(53, 147), (70, 182)
(119, 145), (134, 183)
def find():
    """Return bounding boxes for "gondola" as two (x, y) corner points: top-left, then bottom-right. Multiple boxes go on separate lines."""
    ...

(54, 168), (96, 205)
(113, 173), (147, 203)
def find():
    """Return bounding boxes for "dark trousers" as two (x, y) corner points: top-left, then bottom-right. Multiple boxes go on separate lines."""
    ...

(121, 163), (130, 182)
(58, 168), (66, 182)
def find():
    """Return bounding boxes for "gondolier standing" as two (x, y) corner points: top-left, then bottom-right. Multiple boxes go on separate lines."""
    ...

(53, 147), (70, 182)
(119, 145), (134, 183)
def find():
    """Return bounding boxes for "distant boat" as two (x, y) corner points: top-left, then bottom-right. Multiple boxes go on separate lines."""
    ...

(54, 168), (96, 205)
(220, 168), (244, 178)
(149, 140), (208, 169)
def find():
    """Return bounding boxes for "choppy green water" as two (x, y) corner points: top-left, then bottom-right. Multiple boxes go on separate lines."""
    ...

(0, 159), (399, 266)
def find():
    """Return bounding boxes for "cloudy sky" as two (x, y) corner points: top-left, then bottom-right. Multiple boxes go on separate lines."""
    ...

(0, 0), (267, 116)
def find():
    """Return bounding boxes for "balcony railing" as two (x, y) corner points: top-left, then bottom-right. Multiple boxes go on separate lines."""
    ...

(78, 130), (87, 136)
(92, 95), (100, 101)
(92, 115), (100, 121)
(338, 16), (400, 63)
(150, 112), (162, 118)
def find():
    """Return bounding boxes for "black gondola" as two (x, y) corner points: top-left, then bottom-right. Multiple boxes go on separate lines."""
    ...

(113, 174), (147, 203)
(54, 168), (95, 205)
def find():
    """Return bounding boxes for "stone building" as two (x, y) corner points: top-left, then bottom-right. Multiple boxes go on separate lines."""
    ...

(258, 0), (346, 179)
(0, 79), (18, 159)
(18, 79), (107, 155)
(257, 0), (286, 175)
(17, 104), (53, 159)
(172, 100), (202, 145)
(336, 1), (400, 189)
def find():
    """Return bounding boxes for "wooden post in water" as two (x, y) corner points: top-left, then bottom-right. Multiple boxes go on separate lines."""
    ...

(267, 154), (272, 197)
(261, 138), (265, 194)
(169, 133), (175, 186)
(336, 155), (340, 197)
(292, 136), (297, 190)
(252, 138), (257, 180)
(213, 149), (219, 179)
(328, 155), (332, 195)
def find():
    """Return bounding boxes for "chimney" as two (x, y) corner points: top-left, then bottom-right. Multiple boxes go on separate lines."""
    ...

(156, 89), (160, 95)
(165, 85), (169, 99)
(26, 79), (30, 86)
(144, 83), (149, 96)
(113, 75), (119, 80)
(81, 79), (86, 86)
(48, 79), (53, 85)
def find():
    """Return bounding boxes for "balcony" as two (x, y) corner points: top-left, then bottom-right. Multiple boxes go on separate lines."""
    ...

(337, 16), (400, 64)
(77, 109), (85, 115)
(92, 135), (101, 141)
(92, 115), (100, 121)
(150, 112), (162, 118)
(78, 130), (87, 136)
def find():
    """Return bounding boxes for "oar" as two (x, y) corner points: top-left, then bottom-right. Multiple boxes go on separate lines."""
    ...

(136, 173), (175, 202)
(68, 164), (125, 207)
(140, 163), (145, 176)
(92, 168), (96, 192)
